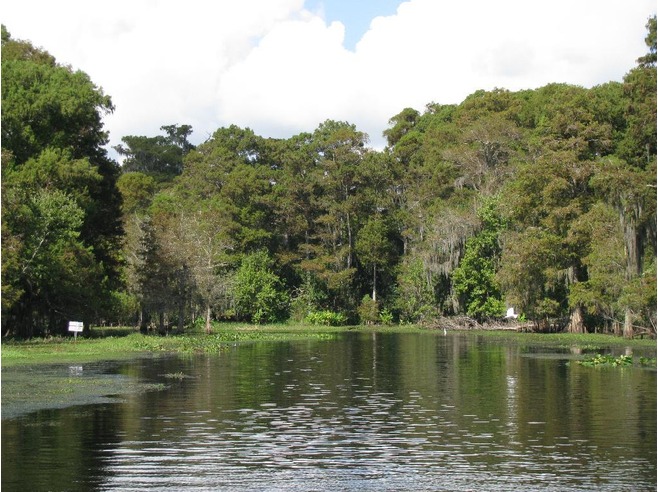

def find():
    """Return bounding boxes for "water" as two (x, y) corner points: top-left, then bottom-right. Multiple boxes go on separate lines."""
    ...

(2, 332), (656, 491)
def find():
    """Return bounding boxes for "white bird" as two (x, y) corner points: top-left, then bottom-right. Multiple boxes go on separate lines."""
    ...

(505, 307), (518, 319)
(443, 328), (447, 336)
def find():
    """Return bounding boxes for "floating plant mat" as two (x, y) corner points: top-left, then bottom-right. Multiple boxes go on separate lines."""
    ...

(1, 360), (165, 420)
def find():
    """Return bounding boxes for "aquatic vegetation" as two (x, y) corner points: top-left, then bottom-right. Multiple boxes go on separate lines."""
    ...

(576, 353), (657, 367)
(163, 372), (189, 380)
(578, 354), (632, 367)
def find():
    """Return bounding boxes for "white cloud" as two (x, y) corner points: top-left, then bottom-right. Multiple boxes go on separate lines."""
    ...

(2, 0), (655, 153)
(217, 15), (356, 137)
(217, 0), (657, 148)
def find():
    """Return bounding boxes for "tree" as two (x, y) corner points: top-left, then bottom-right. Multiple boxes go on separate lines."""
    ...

(585, 18), (657, 337)
(636, 15), (657, 69)
(499, 147), (598, 332)
(2, 28), (123, 336)
(1, 28), (114, 165)
(232, 250), (289, 324)
(441, 114), (521, 196)
(567, 202), (626, 333)
(179, 201), (234, 333)
(1, 178), (99, 336)
(384, 107), (420, 147)
(117, 172), (157, 215)
(292, 121), (368, 314)
(115, 124), (194, 179)
(175, 125), (273, 251)
(393, 257), (437, 324)
(591, 158), (656, 337)
(267, 133), (320, 268)
(452, 200), (507, 321)
(355, 215), (397, 302)
(498, 228), (566, 330)
(312, 120), (368, 271)
(2, 149), (112, 336)
(126, 214), (169, 333)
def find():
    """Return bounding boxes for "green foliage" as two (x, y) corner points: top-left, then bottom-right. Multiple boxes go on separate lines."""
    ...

(5, 20), (656, 338)
(393, 258), (437, 324)
(357, 295), (380, 325)
(577, 354), (633, 367)
(498, 228), (567, 322)
(618, 259), (657, 327)
(384, 107), (420, 147)
(289, 274), (327, 322)
(379, 308), (394, 325)
(115, 124), (194, 180)
(304, 310), (348, 326)
(232, 250), (289, 324)
(355, 216), (395, 268)
(355, 215), (399, 301)
(106, 291), (139, 326)
(2, 177), (102, 334)
(637, 15), (657, 68)
(117, 172), (157, 215)
(1, 36), (114, 165)
(452, 200), (507, 320)
(566, 202), (624, 320)
(1, 29), (123, 337)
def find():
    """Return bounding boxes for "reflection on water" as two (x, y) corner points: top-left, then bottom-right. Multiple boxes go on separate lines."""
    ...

(2, 332), (656, 491)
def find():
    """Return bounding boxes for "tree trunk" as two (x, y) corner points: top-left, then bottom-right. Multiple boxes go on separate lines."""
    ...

(372, 265), (377, 302)
(177, 300), (185, 332)
(139, 308), (148, 334)
(205, 303), (212, 334)
(613, 317), (622, 336)
(158, 311), (166, 335)
(621, 216), (641, 339)
(566, 305), (585, 333)
(623, 307), (634, 339)
(346, 212), (353, 269)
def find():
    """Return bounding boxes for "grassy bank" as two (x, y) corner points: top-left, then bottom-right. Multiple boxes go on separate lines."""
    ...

(2, 323), (655, 368)
(1, 324), (341, 367)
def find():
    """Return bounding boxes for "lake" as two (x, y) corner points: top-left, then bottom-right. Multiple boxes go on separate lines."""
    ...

(2, 331), (656, 491)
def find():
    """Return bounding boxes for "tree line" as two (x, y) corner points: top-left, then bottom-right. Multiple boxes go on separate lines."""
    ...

(2, 18), (656, 338)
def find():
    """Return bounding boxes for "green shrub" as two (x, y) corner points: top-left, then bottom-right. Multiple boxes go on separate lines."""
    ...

(379, 308), (394, 325)
(232, 250), (289, 324)
(393, 258), (437, 324)
(305, 310), (348, 326)
(358, 295), (379, 325)
(289, 274), (327, 322)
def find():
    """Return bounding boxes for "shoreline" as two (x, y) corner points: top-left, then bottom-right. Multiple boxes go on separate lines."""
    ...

(2, 324), (655, 368)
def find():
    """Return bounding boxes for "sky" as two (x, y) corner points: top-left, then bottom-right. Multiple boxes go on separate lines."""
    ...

(2, 0), (656, 155)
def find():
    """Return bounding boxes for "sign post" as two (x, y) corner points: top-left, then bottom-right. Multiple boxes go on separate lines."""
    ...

(68, 321), (84, 340)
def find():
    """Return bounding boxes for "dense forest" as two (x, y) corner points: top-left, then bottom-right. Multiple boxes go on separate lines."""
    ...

(2, 18), (656, 339)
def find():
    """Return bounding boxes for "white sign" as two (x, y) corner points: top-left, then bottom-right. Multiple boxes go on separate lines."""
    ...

(68, 321), (84, 332)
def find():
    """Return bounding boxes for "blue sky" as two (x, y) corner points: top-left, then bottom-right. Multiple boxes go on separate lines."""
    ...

(306, 0), (403, 50)
(2, 0), (655, 152)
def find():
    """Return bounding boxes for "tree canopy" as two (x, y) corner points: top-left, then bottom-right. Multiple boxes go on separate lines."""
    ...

(2, 27), (123, 337)
(2, 16), (656, 338)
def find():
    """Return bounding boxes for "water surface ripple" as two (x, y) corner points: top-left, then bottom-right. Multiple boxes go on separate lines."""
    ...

(2, 332), (656, 491)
